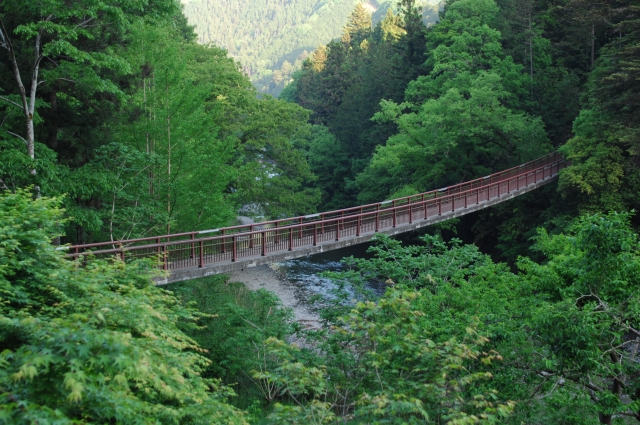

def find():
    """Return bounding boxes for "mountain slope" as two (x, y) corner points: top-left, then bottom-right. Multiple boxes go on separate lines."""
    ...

(181, 0), (440, 95)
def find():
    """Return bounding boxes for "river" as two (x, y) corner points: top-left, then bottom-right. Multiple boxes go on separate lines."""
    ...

(228, 241), (387, 327)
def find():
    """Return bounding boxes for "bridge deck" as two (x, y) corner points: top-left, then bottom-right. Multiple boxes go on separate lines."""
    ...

(155, 173), (557, 284)
(65, 153), (567, 285)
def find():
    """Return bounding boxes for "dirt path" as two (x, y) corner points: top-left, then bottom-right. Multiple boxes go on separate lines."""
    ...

(227, 264), (321, 330)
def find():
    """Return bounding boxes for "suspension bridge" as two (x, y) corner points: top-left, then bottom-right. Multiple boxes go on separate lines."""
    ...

(66, 152), (567, 285)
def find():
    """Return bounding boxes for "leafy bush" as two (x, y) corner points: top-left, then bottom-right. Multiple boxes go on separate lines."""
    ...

(0, 189), (247, 424)
(168, 276), (297, 408)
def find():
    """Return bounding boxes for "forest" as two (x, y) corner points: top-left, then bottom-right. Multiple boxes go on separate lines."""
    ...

(1, 0), (640, 423)
(181, 0), (441, 95)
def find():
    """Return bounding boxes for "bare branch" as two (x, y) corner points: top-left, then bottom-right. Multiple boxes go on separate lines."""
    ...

(564, 374), (604, 393)
(0, 19), (29, 115)
(239, 316), (262, 330)
(0, 95), (23, 110)
(55, 78), (79, 84)
(623, 323), (640, 338)
(6, 131), (28, 147)
(74, 17), (95, 31)
(575, 292), (609, 310)
(29, 30), (43, 117)
(0, 25), (8, 50)
(615, 411), (640, 420)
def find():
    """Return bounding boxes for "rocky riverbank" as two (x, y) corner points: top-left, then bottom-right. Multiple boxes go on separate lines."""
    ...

(228, 264), (321, 330)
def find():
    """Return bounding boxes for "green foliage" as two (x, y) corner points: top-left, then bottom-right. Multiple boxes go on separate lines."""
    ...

(342, 3), (372, 46)
(518, 212), (640, 423)
(182, 0), (440, 96)
(2, 8), (320, 243)
(302, 212), (640, 424)
(559, 0), (640, 213)
(358, 0), (551, 203)
(345, 293), (515, 424)
(0, 189), (247, 423)
(289, 1), (431, 209)
(284, 0), (623, 259)
(304, 125), (351, 209)
(256, 284), (515, 424)
(167, 276), (297, 407)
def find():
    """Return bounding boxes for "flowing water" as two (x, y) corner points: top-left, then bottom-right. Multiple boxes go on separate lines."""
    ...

(275, 242), (387, 313)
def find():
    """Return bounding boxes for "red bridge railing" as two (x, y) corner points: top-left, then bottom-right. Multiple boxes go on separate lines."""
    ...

(64, 152), (567, 271)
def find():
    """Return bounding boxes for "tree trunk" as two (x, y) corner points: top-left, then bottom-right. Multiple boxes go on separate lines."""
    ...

(591, 24), (595, 68)
(529, 11), (534, 81)
(26, 114), (35, 171)
(598, 412), (612, 425)
(166, 77), (171, 235)
(0, 19), (41, 175)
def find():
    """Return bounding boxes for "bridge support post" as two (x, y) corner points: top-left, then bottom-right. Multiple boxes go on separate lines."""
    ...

(274, 222), (279, 245)
(356, 215), (361, 236)
(199, 240), (204, 268)
(390, 200), (396, 228)
(232, 236), (237, 262)
(464, 193), (467, 208)
(299, 217), (304, 241)
(375, 206), (379, 232)
(262, 231), (267, 256)
(313, 223), (318, 246)
(190, 232), (195, 259)
(162, 244), (167, 270)
(438, 200), (441, 216)
(222, 229), (226, 253)
(335, 220), (340, 241)
(422, 195), (427, 220)
(289, 228), (293, 251)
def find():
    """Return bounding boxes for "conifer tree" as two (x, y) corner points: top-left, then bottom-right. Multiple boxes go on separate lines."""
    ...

(342, 3), (372, 47)
(311, 45), (328, 72)
(378, 8), (406, 42)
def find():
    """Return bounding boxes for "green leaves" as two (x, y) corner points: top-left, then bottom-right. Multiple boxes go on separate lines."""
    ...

(280, 211), (640, 423)
(0, 190), (248, 423)
(558, 1), (640, 213)
(357, 0), (550, 202)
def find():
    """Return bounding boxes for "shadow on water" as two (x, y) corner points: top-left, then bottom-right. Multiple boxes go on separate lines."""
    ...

(276, 241), (388, 312)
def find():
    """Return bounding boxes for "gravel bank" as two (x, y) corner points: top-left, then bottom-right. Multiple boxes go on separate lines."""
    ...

(227, 264), (321, 330)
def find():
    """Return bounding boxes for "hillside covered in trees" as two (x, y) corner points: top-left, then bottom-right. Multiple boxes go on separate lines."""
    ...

(286, 0), (640, 260)
(182, 0), (441, 95)
(0, 0), (321, 244)
(2, 0), (640, 423)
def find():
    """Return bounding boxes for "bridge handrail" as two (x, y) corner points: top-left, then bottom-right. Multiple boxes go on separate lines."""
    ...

(66, 157), (565, 260)
(64, 152), (562, 254)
